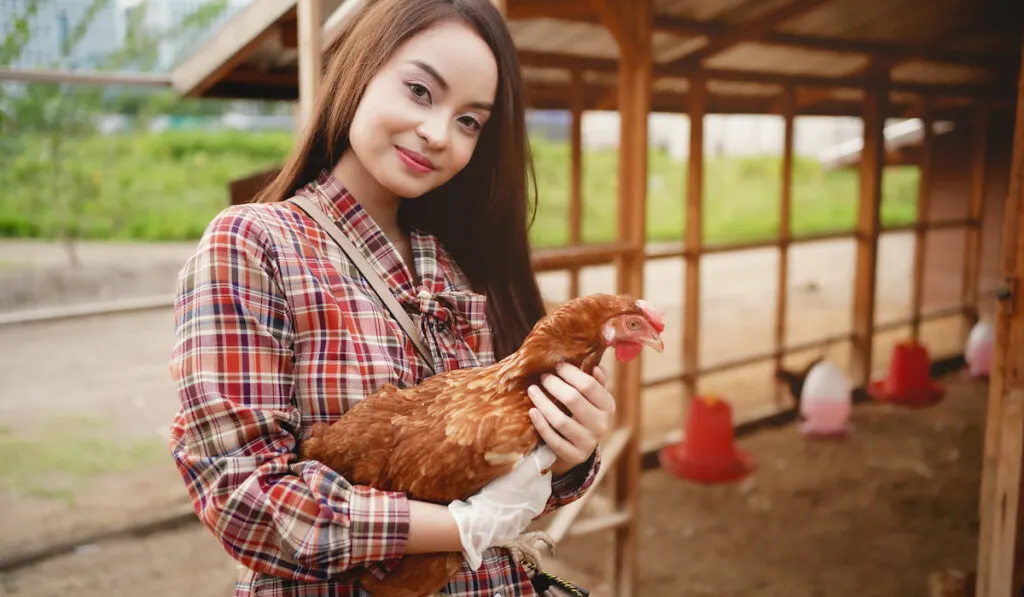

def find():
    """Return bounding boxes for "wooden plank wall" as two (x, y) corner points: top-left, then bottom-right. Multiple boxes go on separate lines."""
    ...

(975, 35), (1024, 597)
(922, 110), (1014, 320)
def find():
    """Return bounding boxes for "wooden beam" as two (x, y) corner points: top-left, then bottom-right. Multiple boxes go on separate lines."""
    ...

(911, 102), (934, 340)
(219, 68), (298, 86)
(663, 0), (831, 66)
(515, 51), (1011, 97)
(752, 31), (1006, 70)
(850, 68), (887, 386)
(698, 70), (1000, 97)
(566, 511), (632, 538)
(530, 242), (637, 272)
(587, 0), (639, 62)
(593, 84), (618, 111)
(683, 74), (705, 410)
(296, 0), (323, 126)
(975, 34), (1024, 597)
(0, 67), (171, 87)
(569, 71), (585, 299)
(774, 88), (795, 407)
(507, 9), (1003, 70)
(798, 18), (1002, 113)
(524, 77), (983, 118)
(529, 67), (1010, 115)
(649, 14), (1004, 70)
(170, 0), (295, 97)
(609, 0), (650, 594)
(963, 103), (990, 328)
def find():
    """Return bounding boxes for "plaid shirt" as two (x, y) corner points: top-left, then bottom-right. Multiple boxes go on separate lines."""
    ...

(168, 171), (600, 596)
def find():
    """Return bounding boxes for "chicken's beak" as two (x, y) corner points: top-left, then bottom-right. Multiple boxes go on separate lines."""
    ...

(643, 332), (665, 353)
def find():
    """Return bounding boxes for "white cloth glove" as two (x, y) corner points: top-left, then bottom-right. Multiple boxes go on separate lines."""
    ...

(448, 445), (557, 570)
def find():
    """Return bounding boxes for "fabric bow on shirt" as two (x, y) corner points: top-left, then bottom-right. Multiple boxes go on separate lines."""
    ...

(403, 286), (489, 374)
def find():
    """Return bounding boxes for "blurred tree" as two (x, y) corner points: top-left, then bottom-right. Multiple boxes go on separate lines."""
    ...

(1, 0), (229, 264)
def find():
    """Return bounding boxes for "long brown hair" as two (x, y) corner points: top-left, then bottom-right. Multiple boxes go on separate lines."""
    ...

(254, 0), (545, 360)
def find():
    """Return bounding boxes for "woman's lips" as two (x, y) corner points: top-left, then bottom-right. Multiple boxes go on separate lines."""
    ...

(396, 147), (435, 173)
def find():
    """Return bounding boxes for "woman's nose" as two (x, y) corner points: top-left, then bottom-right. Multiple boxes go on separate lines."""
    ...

(416, 114), (449, 150)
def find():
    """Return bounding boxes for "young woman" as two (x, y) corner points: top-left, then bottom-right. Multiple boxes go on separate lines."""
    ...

(168, 0), (616, 595)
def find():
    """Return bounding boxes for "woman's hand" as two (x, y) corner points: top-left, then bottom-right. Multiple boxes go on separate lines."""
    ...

(527, 362), (615, 478)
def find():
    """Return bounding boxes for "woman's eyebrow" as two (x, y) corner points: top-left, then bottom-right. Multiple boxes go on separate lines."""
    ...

(411, 60), (449, 91)
(409, 60), (493, 111)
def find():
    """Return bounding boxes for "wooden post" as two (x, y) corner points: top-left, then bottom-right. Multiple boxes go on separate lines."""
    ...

(774, 88), (795, 406)
(297, 0), (323, 127)
(683, 75), (705, 404)
(569, 71), (585, 299)
(963, 103), (990, 329)
(975, 35), (1024, 597)
(610, 1), (651, 596)
(586, 0), (641, 62)
(911, 100), (934, 340)
(850, 72), (887, 386)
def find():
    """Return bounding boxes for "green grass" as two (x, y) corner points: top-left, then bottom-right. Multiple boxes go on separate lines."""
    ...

(0, 416), (168, 504)
(0, 130), (920, 246)
(530, 140), (919, 247)
(1, 130), (295, 241)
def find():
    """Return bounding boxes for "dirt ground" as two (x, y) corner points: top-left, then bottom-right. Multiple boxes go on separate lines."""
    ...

(0, 237), (987, 597)
(555, 373), (986, 597)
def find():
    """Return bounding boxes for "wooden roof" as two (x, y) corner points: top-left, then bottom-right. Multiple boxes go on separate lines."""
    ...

(171, 0), (1021, 116)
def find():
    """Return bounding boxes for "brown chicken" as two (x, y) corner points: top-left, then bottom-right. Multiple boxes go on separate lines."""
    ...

(297, 292), (665, 596)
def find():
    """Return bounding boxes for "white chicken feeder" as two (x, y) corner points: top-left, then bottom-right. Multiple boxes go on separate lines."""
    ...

(965, 320), (995, 378)
(799, 360), (853, 437)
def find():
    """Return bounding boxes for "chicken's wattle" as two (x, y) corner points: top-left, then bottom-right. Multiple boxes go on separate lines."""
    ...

(615, 342), (643, 361)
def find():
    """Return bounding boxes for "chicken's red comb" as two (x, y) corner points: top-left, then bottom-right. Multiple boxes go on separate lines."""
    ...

(637, 299), (665, 333)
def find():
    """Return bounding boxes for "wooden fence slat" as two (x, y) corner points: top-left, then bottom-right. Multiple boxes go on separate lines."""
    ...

(851, 70), (887, 385)
(774, 88), (795, 407)
(911, 100), (934, 340)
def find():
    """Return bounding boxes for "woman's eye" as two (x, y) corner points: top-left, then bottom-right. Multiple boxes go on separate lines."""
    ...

(459, 116), (482, 131)
(407, 83), (430, 101)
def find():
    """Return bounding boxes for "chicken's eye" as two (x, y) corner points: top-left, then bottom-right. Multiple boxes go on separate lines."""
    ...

(627, 319), (643, 331)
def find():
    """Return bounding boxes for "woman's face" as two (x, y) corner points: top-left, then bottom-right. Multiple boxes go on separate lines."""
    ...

(347, 20), (499, 199)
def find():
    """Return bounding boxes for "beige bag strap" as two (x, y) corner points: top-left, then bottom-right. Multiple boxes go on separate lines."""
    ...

(289, 195), (437, 374)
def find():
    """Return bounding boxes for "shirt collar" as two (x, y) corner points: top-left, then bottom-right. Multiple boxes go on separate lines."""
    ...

(297, 169), (432, 299)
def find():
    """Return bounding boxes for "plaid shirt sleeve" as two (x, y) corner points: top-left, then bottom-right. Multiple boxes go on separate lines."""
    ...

(168, 205), (410, 581)
(538, 448), (601, 518)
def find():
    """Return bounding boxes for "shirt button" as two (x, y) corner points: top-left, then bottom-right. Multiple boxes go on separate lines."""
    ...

(417, 288), (431, 300)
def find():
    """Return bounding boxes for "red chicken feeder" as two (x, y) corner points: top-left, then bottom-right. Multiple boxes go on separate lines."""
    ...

(868, 341), (944, 408)
(659, 395), (754, 484)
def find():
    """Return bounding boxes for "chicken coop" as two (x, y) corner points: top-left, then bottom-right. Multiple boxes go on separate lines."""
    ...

(169, 0), (1024, 594)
